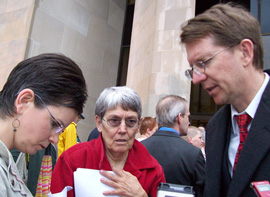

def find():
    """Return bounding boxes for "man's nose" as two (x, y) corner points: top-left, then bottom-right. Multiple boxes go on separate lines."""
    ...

(192, 72), (207, 84)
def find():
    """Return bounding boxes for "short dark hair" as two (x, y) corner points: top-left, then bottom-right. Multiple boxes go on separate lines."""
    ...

(0, 53), (88, 118)
(180, 3), (263, 69)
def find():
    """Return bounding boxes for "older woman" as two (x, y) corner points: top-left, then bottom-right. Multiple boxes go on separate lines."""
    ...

(50, 86), (165, 197)
(0, 53), (87, 196)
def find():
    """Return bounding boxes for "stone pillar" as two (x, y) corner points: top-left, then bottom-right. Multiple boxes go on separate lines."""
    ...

(0, 0), (35, 89)
(127, 0), (195, 117)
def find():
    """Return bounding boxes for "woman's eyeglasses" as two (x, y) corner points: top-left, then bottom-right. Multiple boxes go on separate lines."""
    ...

(35, 94), (64, 134)
(102, 118), (139, 128)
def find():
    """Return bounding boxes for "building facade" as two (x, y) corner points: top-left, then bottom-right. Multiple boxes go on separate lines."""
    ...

(1, 0), (269, 140)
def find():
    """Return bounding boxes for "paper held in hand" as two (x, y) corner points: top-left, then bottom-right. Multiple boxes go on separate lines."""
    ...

(74, 168), (118, 197)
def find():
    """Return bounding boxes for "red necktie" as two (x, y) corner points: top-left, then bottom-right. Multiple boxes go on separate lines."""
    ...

(233, 114), (252, 173)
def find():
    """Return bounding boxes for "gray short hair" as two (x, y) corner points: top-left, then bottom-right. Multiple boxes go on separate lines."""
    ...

(156, 95), (187, 128)
(95, 86), (142, 120)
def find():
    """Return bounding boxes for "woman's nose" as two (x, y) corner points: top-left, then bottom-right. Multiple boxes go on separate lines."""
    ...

(49, 131), (60, 145)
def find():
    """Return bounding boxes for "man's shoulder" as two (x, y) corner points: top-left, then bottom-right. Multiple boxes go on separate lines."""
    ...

(208, 104), (231, 125)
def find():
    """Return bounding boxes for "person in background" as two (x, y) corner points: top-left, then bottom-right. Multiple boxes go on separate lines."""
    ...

(181, 3), (270, 196)
(0, 53), (87, 196)
(142, 95), (205, 196)
(187, 126), (205, 160)
(50, 86), (165, 197)
(57, 114), (84, 158)
(186, 126), (204, 149)
(87, 127), (99, 141)
(137, 116), (158, 142)
(198, 126), (206, 146)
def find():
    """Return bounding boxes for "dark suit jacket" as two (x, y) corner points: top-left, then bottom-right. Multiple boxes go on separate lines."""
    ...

(204, 73), (270, 196)
(142, 129), (205, 196)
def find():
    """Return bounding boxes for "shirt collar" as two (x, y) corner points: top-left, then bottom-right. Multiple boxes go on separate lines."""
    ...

(231, 72), (269, 132)
(159, 127), (180, 136)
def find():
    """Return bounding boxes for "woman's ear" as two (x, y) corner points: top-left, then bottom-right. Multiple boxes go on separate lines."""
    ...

(240, 39), (254, 67)
(15, 89), (35, 114)
(95, 115), (102, 133)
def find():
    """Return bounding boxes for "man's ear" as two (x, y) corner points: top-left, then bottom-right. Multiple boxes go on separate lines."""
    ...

(239, 39), (254, 67)
(15, 89), (35, 115)
(95, 115), (102, 133)
(188, 136), (192, 144)
(176, 113), (182, 125)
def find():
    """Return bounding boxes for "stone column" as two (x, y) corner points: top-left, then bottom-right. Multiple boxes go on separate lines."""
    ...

(127, 0), (195, 117)
(0, 0), (35, 89)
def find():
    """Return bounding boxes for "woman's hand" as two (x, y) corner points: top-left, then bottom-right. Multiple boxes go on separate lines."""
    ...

(100, 168), (148, 197)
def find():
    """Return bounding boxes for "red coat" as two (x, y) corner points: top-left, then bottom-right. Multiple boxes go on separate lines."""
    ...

(51, 135), (165, 197)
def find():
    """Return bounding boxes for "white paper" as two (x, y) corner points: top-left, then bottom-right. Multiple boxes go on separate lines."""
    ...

(48, 186), (73, 197)
(74, 168), (118, 197)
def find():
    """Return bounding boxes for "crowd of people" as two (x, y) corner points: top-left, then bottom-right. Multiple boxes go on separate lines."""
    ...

(0, 2), (269, 197)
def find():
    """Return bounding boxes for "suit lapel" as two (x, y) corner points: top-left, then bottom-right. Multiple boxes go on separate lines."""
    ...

(228, 81), (270, 196)
(205, 105), (232, 196)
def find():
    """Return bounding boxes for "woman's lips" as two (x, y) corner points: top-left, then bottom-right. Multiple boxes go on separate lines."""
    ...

(115, 139), (127, 144)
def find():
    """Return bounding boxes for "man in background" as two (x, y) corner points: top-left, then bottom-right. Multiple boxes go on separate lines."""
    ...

(142, 95), (205, 196)
(187, 126), (204, 149)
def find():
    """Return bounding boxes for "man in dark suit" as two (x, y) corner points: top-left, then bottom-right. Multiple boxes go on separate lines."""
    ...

(180, 3), (270, 196)
(142, 95), (205, 196)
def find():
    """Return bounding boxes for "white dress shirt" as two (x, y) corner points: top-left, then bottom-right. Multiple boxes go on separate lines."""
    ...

(228, 73), (269, 177)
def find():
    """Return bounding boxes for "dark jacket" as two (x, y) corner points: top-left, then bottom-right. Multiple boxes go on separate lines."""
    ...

(142, 129), (205, 196)
(204, 70), (270, 196)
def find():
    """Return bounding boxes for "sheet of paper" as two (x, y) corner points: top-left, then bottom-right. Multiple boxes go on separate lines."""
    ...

(48, 186), (73, 197)
(74, 168), (118, 197)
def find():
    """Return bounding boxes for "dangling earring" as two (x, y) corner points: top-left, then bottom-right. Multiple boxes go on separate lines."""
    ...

(12, 117), (20, 132)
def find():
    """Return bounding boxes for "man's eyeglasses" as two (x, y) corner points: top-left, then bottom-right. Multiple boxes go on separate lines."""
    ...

(102, 118), (139, 128)
(185, 45), (235, 81)
(35, 94), (64, 134)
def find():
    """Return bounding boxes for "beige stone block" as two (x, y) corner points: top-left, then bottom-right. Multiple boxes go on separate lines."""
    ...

(0, 0), (7, 13)
(156, 12), (165, 31)
(87, 14), (109, 46)
(169, 73), (191, 96)
(144, 93), (160, 117)
(30, 10), (64, 50)
(148, 72), (170, 95)
(6, 0), (34, 12)
(62, 26), (104, 71)
(150, 52), (162, 73)
(153, 30), (174, 52)
(102, 49), (119, 76)
(105, 26), (122, 56)
(0, 39), (27, 89)
(156, 0), (177, 14)
(133, 0), (153, 22)
(164, 8), (187, 30)
(60, 0), (91, 36)
(160, 50), (183, 72)
(176, 0), (195, 9)
(174, 29), (182, 50)
(0, 6), (34, 42)
(112, 0), (126, 10)
(35, 0), (63, 19)
(108, 0), (125, 33)
(37, 0), (91, 36)
(77, 0), (109, 20)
